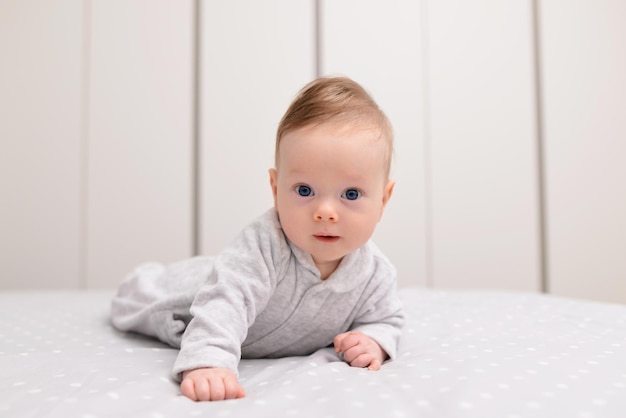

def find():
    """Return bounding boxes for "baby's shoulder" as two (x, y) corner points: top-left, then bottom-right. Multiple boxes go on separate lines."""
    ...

(360, 241), (397, 283)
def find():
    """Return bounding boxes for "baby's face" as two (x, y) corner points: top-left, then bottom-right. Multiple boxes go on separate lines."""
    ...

(269, 123), (394, 278)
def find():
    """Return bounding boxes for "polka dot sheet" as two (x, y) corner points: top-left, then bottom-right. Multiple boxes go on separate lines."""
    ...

(1, 289), (625, 417)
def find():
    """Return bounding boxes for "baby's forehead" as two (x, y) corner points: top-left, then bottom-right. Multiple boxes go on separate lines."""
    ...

(294, 120), (387, 143)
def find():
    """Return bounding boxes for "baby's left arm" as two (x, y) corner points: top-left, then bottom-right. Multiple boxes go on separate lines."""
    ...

(333, 330), (387, 371)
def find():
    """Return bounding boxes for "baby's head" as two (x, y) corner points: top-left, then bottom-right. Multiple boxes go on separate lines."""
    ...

(270, 76), (395, 279)
(275, 76), (394, 179)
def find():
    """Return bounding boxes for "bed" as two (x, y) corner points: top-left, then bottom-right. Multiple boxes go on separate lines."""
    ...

(1, 288), (625, 417)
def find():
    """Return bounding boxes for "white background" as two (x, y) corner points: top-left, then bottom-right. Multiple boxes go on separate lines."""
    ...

(1, 0), (625, 304)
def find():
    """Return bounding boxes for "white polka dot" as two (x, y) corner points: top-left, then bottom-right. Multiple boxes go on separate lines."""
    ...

(592, 399), (606, 407)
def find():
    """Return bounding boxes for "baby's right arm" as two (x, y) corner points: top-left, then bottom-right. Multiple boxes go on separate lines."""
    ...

(180, 368), (246, 402)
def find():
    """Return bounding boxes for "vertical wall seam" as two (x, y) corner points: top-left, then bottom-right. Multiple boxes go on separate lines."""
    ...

(80, 0), (92, 289)
(531, 0), (549, 294)
(192, 0), (202, 256)
(315, 0), (322, 77)
(421, 0), (434, 288)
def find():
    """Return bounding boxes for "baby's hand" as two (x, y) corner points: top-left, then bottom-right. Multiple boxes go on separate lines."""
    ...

(333, 331), (387, 371)
(181, 367), (245, 401)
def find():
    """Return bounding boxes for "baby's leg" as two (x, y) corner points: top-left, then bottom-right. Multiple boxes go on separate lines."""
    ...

(110, 256), (214, 347)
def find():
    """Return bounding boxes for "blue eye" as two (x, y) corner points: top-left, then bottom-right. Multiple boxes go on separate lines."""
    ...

(343, 188), (361, 201)
(296, 185), (313, 197)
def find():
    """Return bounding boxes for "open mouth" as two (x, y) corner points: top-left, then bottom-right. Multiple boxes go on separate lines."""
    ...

(314, 234), (340, 243)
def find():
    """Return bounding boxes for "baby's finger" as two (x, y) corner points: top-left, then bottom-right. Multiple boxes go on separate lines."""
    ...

(349, 352), (374, 369)
(342, 343), (362, 363)
(195, 378), (212, 402)
(223, 377), (245, 400)
(367, 358), (382, 371)
(181, 378), (198, 401)
(337, 332), (362, 354)
(333, 333), (347, 353)
(208, 378), (226, 401)
(236, 386), (246, 399)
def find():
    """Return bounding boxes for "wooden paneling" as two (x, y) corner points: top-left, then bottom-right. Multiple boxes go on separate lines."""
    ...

(426, 0), (541, 290)
(199, 0), (315, 256)
(0, 0), (83, 289)
(87, 0), (194, 287)
(4, 1), (624, 302)
(540, 0), (626, 303)
(320, 0), (427, 287)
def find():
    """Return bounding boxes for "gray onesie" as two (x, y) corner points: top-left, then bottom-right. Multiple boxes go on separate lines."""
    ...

(111, 209), (404, 381)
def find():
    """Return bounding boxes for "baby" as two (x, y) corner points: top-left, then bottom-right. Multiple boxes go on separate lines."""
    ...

(111, 76), (404, 402)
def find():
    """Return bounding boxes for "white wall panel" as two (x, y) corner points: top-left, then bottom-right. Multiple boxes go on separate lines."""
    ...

(87, 0), (194, 287)
(200, 1), (315, 255)
(320, 0), (427, 288)
(426, 0), (541, 290)
(540, 1), (626, 303)
(0, 0), (83, 289)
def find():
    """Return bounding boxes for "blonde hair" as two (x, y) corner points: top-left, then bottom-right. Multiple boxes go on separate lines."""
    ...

(275, 76), (394, 178)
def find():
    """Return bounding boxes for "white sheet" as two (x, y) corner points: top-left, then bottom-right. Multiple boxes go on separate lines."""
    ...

(1, 288), (625, 417)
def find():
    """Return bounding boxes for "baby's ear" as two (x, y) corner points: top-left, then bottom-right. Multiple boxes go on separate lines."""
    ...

(382, 179), (395, 208)
(269, 168), (278, 201)
(378, 179), (395, 220)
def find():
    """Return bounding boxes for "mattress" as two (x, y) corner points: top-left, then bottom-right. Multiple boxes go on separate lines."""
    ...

(1, 288), (625, 417)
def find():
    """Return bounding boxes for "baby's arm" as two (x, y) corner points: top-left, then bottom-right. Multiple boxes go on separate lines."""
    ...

(333, 330), (388, 371)
(181, 368), (245, 401)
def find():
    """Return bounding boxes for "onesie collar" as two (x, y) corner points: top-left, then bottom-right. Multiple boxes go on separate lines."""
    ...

(287, 238), (373, 294)
(269, 207), (375, 293)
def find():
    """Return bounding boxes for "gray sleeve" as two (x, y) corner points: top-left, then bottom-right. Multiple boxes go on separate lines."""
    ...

(171, 213), (286, 380)
(350, 264), (405, 361)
